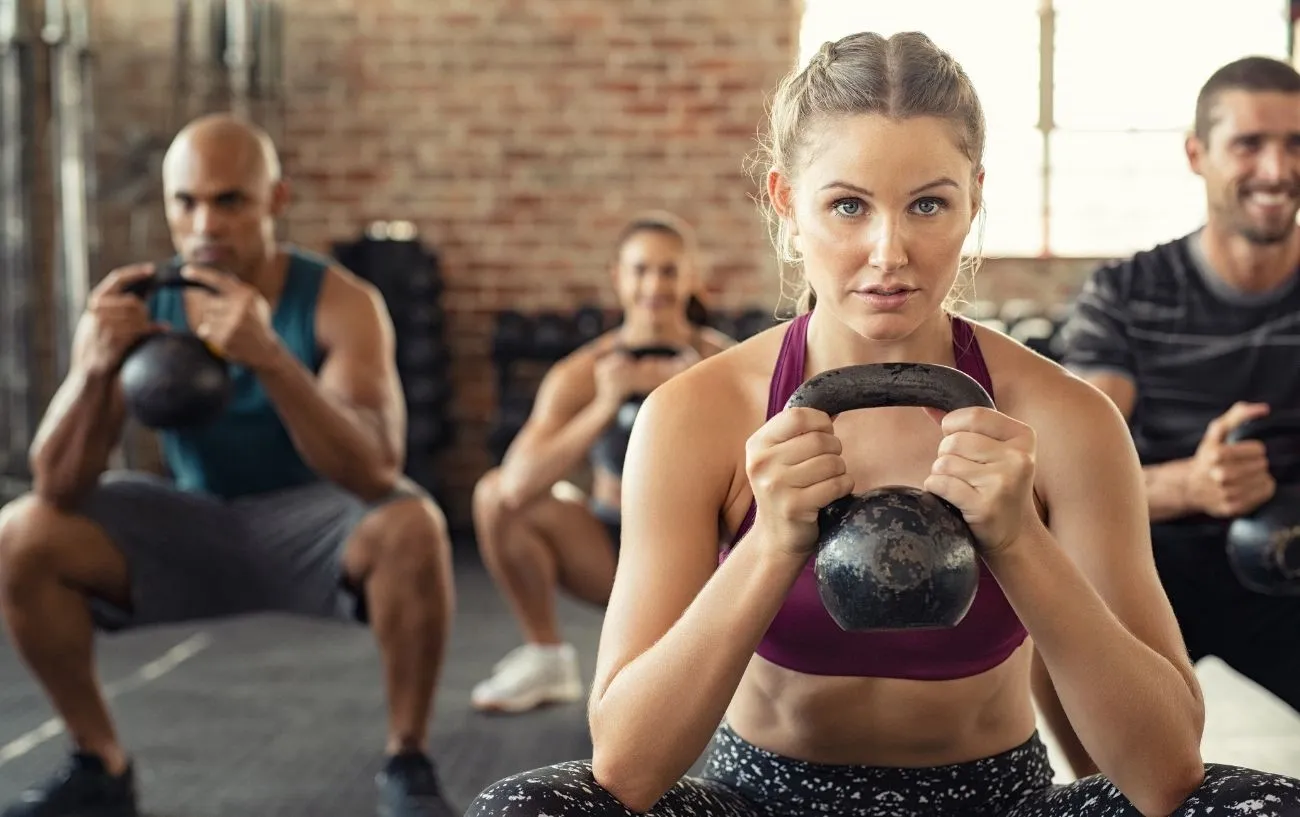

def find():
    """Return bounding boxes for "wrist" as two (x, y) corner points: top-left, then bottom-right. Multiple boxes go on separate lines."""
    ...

(982, 517), (1052, 573)
(73, 360), (120, 387)
(590, 393), (624, 421)
(247, 338), (294, 377)
(1172, 459), (1200, 515)
(745, 514), (815, 573)
(749, 540), (810, 592)
(1155, 458), (1200, 516)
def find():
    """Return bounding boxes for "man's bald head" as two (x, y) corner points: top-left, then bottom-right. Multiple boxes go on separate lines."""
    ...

(162, 113), (288, 279)
(162, 112), (282, 191)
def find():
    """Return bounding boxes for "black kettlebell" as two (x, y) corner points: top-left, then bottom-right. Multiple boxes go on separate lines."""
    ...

(1225, 411), (1300, 596)
(784, 362), (994, 632)
(119, 264), (233, 431)
(591, 345), (684, 475)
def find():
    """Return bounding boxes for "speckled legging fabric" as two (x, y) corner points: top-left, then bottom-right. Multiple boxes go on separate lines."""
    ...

(466, 723), (1300, 816)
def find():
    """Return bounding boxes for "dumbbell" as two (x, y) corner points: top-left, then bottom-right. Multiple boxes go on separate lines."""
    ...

(735, 308), (775, 340)
(964, 300), (1000, 323)
(409, 414), (454, 450)
(408, 266), (445, 300)
(492, 310), (534, 363)
(400, 337), (451, 373)
(999, 298), (1045, 326)
(1009, 317), (1058, 358)
(486, 394), (534, 463)
(404, 376), (452, 408)
(404, 302), (445, 334)
(533, 312), (575, 359)
(574, 305), (606, 344)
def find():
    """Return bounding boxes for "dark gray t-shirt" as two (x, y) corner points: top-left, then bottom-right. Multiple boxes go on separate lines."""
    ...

(1058, 229), (1300, 482)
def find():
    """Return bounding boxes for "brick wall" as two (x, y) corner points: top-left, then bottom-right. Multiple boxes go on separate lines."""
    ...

(82, 1), (1106, 531)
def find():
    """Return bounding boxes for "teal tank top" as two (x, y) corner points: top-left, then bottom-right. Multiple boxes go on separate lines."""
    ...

(147, 248), (330, 498)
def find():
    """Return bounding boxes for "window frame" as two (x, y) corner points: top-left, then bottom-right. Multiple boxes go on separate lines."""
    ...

(796, 0), (1295, 259)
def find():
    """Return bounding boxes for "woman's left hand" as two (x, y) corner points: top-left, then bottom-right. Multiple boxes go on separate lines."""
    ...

(922, 407), (1040, 557)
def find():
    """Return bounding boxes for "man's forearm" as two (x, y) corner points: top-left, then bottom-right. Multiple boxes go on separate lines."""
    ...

(29, 368), (123, 507)
(1144, 459), (1196, 522)
(255, 345), (399, 499)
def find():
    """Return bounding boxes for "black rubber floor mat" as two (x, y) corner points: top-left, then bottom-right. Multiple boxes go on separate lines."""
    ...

(0, 560), (640, 815)
(0, 623), (210, 759)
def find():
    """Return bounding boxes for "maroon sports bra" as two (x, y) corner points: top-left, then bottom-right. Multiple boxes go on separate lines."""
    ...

(720, 311), (1029, 680)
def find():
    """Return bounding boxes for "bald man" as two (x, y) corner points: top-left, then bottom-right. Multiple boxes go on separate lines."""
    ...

(0, 114), (458, 817)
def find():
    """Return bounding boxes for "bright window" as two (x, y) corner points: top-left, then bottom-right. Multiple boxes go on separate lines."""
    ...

(798, 0), (1291, 258)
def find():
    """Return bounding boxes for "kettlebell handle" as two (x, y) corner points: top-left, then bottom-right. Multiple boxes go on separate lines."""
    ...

(1226, 408), (1300, 495)
(784, 362), (995, 416)
(121, 260), (222, 300)
(620, 344), (683, 360)
(1226, 410), (1300, 445)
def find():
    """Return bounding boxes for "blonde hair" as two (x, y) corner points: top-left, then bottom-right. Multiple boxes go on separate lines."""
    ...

(750, 31), (988, 315)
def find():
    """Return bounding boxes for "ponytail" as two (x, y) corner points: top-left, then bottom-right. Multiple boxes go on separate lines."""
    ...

(686, 293), (709, 326)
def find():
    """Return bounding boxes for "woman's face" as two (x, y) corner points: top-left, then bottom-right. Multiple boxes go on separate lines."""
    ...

(771, 113), (981, 342)
(611, 229), (695, 321)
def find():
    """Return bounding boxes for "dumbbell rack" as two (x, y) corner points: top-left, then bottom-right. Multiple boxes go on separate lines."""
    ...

(485, 305), (781, 465)
(333, 222), (454, 501)
(0, 0), (37, 493)
(963, 299), (1071, 362)
(487, 306), (611, 464)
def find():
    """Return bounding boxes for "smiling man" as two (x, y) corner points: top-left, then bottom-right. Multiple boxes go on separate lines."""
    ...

(1039, 56), (1300, 778)
(0, 113), (458, 817)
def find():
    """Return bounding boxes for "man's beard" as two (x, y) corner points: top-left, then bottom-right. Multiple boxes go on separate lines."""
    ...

(1238, 220), (1296, 245)
(1217, 196), (1299, 245)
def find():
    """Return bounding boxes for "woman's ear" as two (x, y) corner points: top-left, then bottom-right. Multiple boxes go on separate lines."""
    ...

(767, 168), (798, 235)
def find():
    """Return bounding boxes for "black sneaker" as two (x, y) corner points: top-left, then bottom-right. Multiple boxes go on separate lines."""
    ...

(2, 753), (138, 817)
(375, 750), (458, 817)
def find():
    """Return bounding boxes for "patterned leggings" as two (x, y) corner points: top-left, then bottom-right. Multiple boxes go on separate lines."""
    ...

(466, 723), (1300, 816)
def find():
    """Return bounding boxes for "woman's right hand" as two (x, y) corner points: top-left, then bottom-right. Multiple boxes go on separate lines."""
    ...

(744, 407), (855, 559)
(593, 349), (640, 410)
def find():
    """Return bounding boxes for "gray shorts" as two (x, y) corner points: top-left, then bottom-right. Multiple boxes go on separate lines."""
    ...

(77, 470), (426, 632)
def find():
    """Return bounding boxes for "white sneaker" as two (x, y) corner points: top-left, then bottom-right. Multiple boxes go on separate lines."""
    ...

(471, 643), (583, 713)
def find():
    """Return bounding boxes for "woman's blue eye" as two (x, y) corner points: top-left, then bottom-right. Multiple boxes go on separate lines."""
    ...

(912, 197), (946, 216)
(833, 199), (862, 217)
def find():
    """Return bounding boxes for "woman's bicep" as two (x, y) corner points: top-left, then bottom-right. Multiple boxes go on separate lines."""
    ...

(591, 379), (736, 699)
(1037, 383), (1190, 665)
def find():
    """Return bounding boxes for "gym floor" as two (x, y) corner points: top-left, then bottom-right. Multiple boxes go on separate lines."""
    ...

(1, 549), (1298, 814)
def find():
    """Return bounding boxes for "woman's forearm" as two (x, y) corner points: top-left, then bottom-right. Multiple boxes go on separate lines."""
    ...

(498, 400), (619, 508)
(590, 535), (805, 812)
(989, 526), (1205, 815)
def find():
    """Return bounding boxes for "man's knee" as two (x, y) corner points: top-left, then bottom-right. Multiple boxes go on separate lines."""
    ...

(0, 494), (70, 590)
(359, 493), (451, 582)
